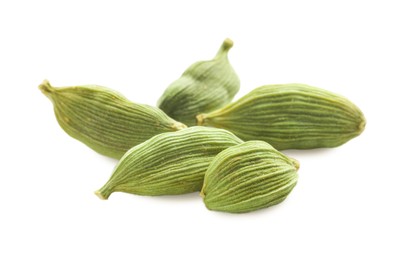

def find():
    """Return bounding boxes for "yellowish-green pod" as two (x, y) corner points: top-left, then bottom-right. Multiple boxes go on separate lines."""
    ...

(201, 140), (299, 213)
(95, 126), (244, 199)
(197, 84), (366, 150)
(39, 80), (187, 159)
(157, 38), (240, 126)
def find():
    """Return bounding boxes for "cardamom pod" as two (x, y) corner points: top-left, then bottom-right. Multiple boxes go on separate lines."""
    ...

(157, 38), (240, 126)
(95, 126), (243, 199)
(200, 140), (299, 213)
(197, 84), (366, 149)
(39, 80), (187, 159)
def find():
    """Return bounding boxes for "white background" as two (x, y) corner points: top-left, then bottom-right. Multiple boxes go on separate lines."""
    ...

(1, 0), (416, 259)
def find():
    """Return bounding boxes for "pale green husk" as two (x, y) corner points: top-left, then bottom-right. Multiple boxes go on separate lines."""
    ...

(95, 126), (243, 199)
(157, 38), (240, 126)
(201, 140), (299, 213)
(39, 80), (186, 159)
(197, 83), (366, 149)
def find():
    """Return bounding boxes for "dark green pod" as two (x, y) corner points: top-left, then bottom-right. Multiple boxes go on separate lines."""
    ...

(157, 38), (240, 126)
(95, 126), (243, 199)
(201, 141), (299, 213)
(197, 84), (366, 150)
(39, 80), (186, 159)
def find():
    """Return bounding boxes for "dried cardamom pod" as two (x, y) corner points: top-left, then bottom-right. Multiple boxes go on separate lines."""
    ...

(157, 38), (240, 126)
(197, 84), (366, 149)
(39, 80), (186, 159)
(95, 126), (243, 199)
(200, 140), (299, 213)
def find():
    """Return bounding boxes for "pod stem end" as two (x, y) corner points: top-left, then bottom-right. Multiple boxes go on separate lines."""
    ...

(38, 79), (56, 97)
(215, 38), (234, 58)
(95, 189), (111, 200)
(172, 121), (188, 131)
(196, 114), (206, 126)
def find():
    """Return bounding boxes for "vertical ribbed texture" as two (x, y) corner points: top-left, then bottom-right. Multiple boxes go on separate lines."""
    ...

(201, 141), (299, 213)
(95, 126), (244, 199)
(198, 84), (366, 149)
(39, 80), (187, 159)
(157, 38), (240, 126)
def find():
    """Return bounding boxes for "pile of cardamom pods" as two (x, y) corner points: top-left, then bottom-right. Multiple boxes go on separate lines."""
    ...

(39, 38), (365, 213)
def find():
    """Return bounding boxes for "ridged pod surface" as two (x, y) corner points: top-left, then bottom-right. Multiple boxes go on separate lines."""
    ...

(95, 126), (243, 199)
(197, 84), (366, 149)
(157, 38), (240, 126)
(201, 141), (299, 213)
(39, 80), (187, 159)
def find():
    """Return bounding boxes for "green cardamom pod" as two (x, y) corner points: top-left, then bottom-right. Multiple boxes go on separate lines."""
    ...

(197, 84), (366, 149)
(200, 140), (299, 213)
(95, 126), (243, 199)
(39, 80), (187, 159)
(157, 38), (240, 126)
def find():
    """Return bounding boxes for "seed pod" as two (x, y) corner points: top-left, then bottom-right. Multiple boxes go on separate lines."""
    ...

(39, 80), (187, 159)
(95, 126), (243, 199)
(157, 38), (240, 126)
(201, 140), (299, 213)
(197, 84), (366, 149)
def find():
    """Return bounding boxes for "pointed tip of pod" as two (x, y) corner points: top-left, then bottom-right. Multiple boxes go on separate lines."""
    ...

(358, 116), (366, 135)
(172, 121), (188, 131)
(222, 38), (234, 50)
(38, 79), (56, 98)
(196, 114), (206, 126)
(290, 158), (300, 170)
(94, 190), (108, 200)
(215, 38), (234, 58)
(199, 190), (206, 199)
